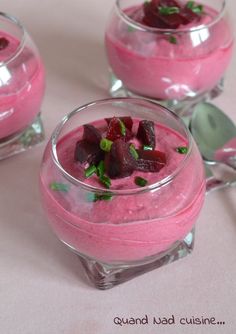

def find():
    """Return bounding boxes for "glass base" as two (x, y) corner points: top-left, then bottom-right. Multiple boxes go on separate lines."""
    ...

(109, 71), (224, 117)
(64, 229), (195, 290)
(0, 113), (45, 160)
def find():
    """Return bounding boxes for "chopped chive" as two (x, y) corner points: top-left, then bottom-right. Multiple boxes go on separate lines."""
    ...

(87, 192), (113, 202)
(119, 119), (126, 136)
(100, 138), (113, 152)
(186, 0), (195, 9)
(50, 182), (69, 192)
(168, 35), (177, 44)
(143, 145), (153, 151)
(176, 146), (188, 154)
(186, 1), (203, 14)
(97, 160), (105, 178)
(85, 165), (97, 178)
(191, 4), (203, 14)
(97, 194), (113, 201)
(135, 176), (148, 187)
(159, 6), (180, 15)
(129, 144), (139, 160)
(100, 175), (111, 189)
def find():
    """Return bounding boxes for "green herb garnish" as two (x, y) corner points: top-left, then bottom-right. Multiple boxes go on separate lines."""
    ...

(84, 165), (97, 178)
(129, 144), (139, 160)
(176, 146), (188, 154)
(143, 145), (153, 151)
(97, 160), (105, 178)
(87, 193), (113, 202)
(97, 194), (113, 201)
(119, 119), (126, 136)
(50, 182), (69, 192)
(159, 6), (180, 15)
(100, 175), (111, 189)
(186, 1), (195, 9)
(191, 4), (203, 14)
(186, 1), (203, 14)
(168, 35), (177, 44)
(100, 138), (113, 152)
(135, 176), (148, 187)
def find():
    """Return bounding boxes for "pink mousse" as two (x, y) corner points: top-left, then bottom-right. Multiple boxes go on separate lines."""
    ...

(0, 32), (45, 140)
(105, 4), (233, 100)
(40, 120), (205, 263)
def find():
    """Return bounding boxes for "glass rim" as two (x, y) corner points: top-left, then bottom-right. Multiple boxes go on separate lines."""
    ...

(50, 97), (193, 196)
(0, 12), (26, 66)
(115, 0), (227, 34)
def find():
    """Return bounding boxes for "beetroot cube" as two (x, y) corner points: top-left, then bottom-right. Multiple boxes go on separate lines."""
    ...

(74, 140), (104, 165)
(106, 117), (132, 142)
(136, 149), (166, 172)
(105, 116), (133, 131)
(83, 124), (102, 145)
(105, 139), (136, 178)
(137, 149), (166, 164)
(137, 120), (156, 149)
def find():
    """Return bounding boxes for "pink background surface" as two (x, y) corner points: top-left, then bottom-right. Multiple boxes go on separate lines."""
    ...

(0, 1), (235, 333)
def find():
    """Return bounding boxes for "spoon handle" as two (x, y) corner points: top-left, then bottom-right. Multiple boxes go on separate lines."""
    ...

(206, 177), (229, 194)
(227, 156), (236, 170)
(205, 163), (236, 194)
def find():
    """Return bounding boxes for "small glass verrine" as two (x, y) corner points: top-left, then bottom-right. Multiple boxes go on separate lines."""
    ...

(0, 12), (45, 160)
(40, 98), (205, 289)
(105, 0), (233, 115)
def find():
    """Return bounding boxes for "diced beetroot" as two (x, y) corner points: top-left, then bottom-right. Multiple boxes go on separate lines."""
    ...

(106, 117), (132, 142)
(180, 7), (201, 24)
(157, 13), (183, 29)
(136, 149), (166, 172)
(105, 116), (133, 131)
(137, 120), (156, 149)
(143, 0), (170, 28)
(137, 149), (166, 163)
(74, 140), (104, 165)
(142, 0), (201, 29)
(136, 158), (165, 172)
(159, 0), (181, 7)
(82, 124), (102, 145)
(105, 139), (136, 178)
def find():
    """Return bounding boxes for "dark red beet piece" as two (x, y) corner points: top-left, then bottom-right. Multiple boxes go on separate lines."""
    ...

(0, 37), (9, 51)
(137, 149), (166, 163)
(136, 149), (166, 172)
(74, 140), (104, 165)
(143, 0), (170, 28)
(137, 120), (156, 149)
(82, 124), (102, 145)
(105, 116), (133, 131)
(105, 139), (136, 178)
(136, 159), (165, 172)
(157, 13), (183, 29)
(106, 117), (132, 142)
(180, 7), (200, 25)
(159, 0), (181, 7)
(142, 0), (201, 29)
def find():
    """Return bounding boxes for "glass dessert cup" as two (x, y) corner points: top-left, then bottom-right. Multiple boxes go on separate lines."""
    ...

(39, 98), (206, 289)
(0, 13), (45, 160)
(105, 0), (233, 115)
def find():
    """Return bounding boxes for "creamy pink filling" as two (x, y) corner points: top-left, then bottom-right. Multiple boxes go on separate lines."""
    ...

(40, 120), (205, 262)
(0, 32), (45, 139)
(105, 4), (233, 100)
